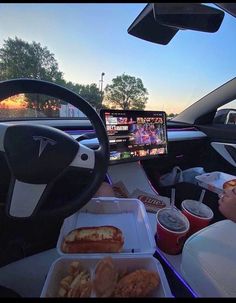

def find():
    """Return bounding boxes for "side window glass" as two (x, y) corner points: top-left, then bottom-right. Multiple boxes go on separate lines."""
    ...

(214, 100), (236, 125)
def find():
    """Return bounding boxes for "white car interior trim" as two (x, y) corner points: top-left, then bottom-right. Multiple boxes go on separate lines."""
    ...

(69, 143), (95, 169)
(211, 142), (236, 167)
(74, 130), (207, 148)
(3, 119), (92, 128)
(167, 131), (206, 141)
(9, 180), (46, 217)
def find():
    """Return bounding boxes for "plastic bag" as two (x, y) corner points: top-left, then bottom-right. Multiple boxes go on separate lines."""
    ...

(182, 167), (205, 184)
(159, 166), (205, 186)
(159, 166), (183, 186)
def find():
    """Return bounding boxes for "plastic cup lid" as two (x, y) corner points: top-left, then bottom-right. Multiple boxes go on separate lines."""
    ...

(157, 208), (188, 232)
(182, 200), (213, 218)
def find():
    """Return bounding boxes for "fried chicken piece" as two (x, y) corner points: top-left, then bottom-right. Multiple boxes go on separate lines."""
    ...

(93, 257), (118, 297)
(117, 268), (128, 280)
(113, 269), (160, 297)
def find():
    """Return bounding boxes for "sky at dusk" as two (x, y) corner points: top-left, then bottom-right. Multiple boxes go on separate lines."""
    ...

(0, 3), (236, 114)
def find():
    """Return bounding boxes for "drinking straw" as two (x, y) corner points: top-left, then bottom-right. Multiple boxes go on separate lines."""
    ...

(198, 189), (206, 213)
(171, 188), (175, 210)
(199, 189), (206, 204)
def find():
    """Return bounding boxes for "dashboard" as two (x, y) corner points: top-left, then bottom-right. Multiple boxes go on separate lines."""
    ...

(2, 118), (207, 150)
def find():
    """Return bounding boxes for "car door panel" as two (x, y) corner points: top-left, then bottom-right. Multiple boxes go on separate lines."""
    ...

(197, 124), (236, 175)
(211, 142), (236, 167)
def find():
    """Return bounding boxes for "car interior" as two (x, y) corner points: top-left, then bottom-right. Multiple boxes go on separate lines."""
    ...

(0, 2), (236, 298)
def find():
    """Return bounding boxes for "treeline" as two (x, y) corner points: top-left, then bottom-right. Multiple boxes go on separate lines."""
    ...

(0, 37), (148, 111)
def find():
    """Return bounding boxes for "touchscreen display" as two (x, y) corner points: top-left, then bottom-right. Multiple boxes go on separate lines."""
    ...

(100, 109), (168, 164)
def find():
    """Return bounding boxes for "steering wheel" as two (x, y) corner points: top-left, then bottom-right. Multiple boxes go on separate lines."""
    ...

(0, 79), (110, 220)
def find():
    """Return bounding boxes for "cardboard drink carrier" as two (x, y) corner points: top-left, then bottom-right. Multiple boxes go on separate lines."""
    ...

(41, 197), (172, 297)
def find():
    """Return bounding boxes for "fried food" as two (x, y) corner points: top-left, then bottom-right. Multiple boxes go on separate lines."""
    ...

(93, 257), (118, 297)
(112, 181), (129, 198)
(117, 268), (128, 280)
(60, 275), (74, 290)
(113, 269), (160, 297)
(57, 264), (91, 298)
(57, 258), (161, 298)
(61, 226), (124, 253)
(223, 179), (236, 190)
(67, 270), (92, 297)
(68, 261), (81, 276)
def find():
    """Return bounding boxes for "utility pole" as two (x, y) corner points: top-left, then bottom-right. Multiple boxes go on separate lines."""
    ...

(100, 72), (105, 92)
(99, 72), (105, 107)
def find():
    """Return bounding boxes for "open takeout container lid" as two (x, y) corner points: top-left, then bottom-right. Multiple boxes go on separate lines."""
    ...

(57, 197), (156, 256)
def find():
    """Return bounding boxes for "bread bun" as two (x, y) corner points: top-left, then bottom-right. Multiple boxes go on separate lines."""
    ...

(61, 226), (124, 253)
(223, 179), (236, 190)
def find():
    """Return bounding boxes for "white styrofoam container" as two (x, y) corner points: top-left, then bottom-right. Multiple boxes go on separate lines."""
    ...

(57, 197), (156, 255)
(40, 255), (173, 298)
(42, 198), (173, 297)
(195, 171), (236, 194)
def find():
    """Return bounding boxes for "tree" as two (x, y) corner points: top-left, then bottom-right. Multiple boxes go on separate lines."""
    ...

(0, 37), (65, 113)
(168, 113), (178, 119)
(0, 37), (63, 82)
(0, 37), (103, 112)
(104, 73), (148, 110)
(64, 81), (102, 110)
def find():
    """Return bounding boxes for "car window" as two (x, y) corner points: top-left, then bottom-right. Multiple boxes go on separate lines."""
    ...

(0, 93), (87, 120)
(214, 100), (236, 125)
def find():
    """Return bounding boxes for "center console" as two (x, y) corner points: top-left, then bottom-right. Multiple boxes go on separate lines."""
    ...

(100, 109), (196, 297)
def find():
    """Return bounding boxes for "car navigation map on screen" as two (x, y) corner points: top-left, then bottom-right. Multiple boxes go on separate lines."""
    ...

(100, 109), (168, 164)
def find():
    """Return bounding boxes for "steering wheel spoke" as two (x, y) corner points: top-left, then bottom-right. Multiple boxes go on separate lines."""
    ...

(7, 179), (47, 218)
(69, 143), (95, 170)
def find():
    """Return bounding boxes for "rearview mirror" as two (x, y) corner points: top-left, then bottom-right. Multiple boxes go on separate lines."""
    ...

(127, 4), (179, 45)
(153, 3), (225, 33)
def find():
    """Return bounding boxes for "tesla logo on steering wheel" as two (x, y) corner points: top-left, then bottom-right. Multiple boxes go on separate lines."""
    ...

(33, 136), (57, 157)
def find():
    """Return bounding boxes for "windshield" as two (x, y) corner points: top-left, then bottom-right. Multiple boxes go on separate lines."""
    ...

(0, 3), (235, 119)
(0, 93), (86, 120)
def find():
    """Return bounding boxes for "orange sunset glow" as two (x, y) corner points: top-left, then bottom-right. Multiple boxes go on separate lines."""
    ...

(0, 94), (28, 109)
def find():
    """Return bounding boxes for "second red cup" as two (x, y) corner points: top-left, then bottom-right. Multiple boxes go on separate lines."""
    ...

(181, 199), (214, 237)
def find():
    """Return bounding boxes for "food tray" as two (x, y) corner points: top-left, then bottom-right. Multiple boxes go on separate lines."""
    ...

(195, 171), (236, 194)
(40, 255), (173, 298)
(57, 197), (156, 255)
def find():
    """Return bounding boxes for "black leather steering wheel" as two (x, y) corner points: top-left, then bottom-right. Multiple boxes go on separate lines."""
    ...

(0, 79), (109, 220)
